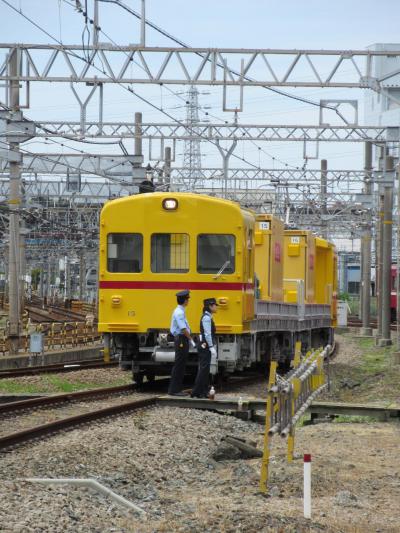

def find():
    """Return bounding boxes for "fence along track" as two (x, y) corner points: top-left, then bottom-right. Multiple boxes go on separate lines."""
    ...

(259, 343), (329, 492)
(0, 320), (100, 355)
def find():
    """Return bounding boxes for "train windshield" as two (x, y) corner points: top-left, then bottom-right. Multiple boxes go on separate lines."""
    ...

(107, 233), (143, 273)
(197, 234), (235, 274)
(151, 233), (190, 273)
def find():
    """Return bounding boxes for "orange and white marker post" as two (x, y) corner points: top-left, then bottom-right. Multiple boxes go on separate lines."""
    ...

(303, 454), (312, 519)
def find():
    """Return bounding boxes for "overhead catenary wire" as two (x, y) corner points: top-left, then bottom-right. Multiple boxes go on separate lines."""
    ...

(0, 139), (138, 185)
(68, 0), (304, 170)
(3, 0), (372, 177)
(59, 0), (379, 170)
(96, 0), (352, 121)
(1, 0), (292, 174)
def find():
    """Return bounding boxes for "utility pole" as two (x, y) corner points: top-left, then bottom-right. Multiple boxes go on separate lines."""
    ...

(65, 256), (71, 303)
(134, 112), (142, 159)
(19, 218), (26, 315)
(8, 49), (21, 354)
(360, 142), (373, 336)
(39, 265), (44, 300)
(164, 146), (171, 190)
(379, 185), (393, 346)
(396, 161), (400, 361)
(93, 0), (99, 46)
(79, 250), (86, 301)
(140, 0), (146, 46)
(320, 159), (328, 239)
(394, 160), (400, 358)
(376, 192), (384, 341)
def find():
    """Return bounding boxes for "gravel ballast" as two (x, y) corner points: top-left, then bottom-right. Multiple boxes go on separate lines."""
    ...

(0, 405), (399, 532)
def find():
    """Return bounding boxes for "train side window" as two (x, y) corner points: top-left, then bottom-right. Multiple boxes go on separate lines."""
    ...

(107, 233), (143, 273)
(151, 233), (190, 273)
(197, 234), (235, 274)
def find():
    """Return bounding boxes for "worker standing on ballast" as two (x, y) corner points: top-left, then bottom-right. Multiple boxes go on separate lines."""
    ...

(191, 298), (218, 398)
(168, 289), (196, 396)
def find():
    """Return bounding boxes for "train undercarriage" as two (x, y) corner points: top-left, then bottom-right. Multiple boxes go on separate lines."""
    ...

(111, 325), (333, 384)
(108, 301), (333, 383)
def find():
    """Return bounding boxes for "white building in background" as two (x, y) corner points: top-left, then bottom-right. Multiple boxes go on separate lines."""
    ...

(364, 43), (400, 128)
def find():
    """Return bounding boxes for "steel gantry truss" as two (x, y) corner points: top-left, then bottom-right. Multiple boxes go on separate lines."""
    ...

(1, 44), (400, 88)
(0, 153), (142, 179)
(0, 0), (396, 353)
(7, 120), (397, 143)
(0, 169), (370, 198)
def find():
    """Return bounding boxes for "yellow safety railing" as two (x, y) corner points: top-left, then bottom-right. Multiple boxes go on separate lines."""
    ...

(259, 342), (329, 493)
(0, 319), (101, 355)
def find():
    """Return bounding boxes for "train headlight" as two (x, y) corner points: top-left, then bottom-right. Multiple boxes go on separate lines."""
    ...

(162, 198), (178, 210)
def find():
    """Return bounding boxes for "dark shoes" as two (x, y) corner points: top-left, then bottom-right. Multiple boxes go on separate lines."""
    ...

(168, 391), (189, 397)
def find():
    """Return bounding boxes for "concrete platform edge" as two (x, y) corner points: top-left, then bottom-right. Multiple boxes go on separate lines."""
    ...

(0, 345), (102, 371)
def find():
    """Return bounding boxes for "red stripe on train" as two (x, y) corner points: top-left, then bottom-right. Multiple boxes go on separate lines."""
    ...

(99, 281), (253, 291)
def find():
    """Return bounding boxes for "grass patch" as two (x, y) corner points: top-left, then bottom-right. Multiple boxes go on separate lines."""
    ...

(0, 374), (130, 394)
(333, 415), (377, 424)
(326, 333), (400, 403)
(297, 415), (311, 427)
(0, 380), (45, 394)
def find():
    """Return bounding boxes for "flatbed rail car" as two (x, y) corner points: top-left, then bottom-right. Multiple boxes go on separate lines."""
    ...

(98, 193), (335, 382)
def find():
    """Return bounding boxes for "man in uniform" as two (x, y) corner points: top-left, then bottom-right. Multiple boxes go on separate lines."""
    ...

(168, 289), (196, 396)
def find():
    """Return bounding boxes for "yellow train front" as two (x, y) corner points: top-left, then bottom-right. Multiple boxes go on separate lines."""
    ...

(98, 192), (336, 381)
(98, 192), (255, 382)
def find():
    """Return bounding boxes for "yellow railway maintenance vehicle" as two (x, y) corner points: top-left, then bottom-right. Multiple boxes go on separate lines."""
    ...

(98, 192), (335, 382)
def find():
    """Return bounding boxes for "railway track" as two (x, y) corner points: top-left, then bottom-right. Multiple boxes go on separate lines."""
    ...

(347, 317), (398, 331)
(26, 305), (88, 324)
(0, 359), (118, 379)
(2, 368), (393, 454)
(0, 371), (280, 452)
(0, 384), (157, 452)
(0, 344), (339, 451)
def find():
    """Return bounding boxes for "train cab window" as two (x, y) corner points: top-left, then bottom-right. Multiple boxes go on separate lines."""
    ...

(107, 233), (143, 273)
(197, 234), (235, 274)
(151, 233), (189, 273)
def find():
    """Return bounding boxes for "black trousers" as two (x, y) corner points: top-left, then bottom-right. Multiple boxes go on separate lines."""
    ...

(168, 336), (189, 394)
(191, 347), (211, 397)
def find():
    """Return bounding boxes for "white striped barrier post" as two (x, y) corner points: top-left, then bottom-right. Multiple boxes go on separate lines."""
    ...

(303, 453), (312, 519)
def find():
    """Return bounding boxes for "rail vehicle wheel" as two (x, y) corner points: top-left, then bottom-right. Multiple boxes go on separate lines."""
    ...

(214, 368), (228, 385)
(133, 371), (144, 387)
(146, 372), (155, 384)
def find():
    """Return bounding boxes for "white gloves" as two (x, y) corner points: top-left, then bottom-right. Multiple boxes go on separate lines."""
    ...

(210, 346), (217, 358)
(190, 339), (196, 348)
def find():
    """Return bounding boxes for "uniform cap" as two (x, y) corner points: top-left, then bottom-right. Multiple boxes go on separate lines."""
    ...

(204, 297), (218, 306)
(176, 289), (190, 298)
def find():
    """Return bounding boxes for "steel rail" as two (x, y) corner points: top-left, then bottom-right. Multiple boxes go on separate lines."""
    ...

(0, 384), (136, 415)
(157, 396), (400, 420)
(0, 396), (157, 451)
(0, 360), (118, 379)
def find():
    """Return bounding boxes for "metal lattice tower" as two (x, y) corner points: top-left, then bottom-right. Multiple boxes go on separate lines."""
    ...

(182, 86), (203, 188)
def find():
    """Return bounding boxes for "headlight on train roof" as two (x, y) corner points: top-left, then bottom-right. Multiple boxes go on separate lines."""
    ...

(162, 198), (178, 210)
